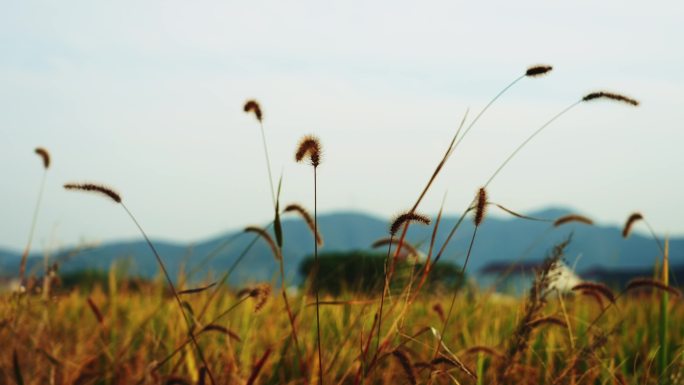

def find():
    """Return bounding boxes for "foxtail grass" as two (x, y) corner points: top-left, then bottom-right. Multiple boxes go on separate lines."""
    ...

(63, 182), (217, 385)
(393, 64), (553, 270)
(434, 89), (639, 267)
(18, 147), (51, 286)
(436, 188), (487, 359)
(375, 212), (430, 357)
(244, 99), (276, 207)
(553, 214), (594, 227)
(659, 238), (670, 381)
(497, 237), (570, 383)
(295, 134), (324, 384)
(284, 203), (323, 246)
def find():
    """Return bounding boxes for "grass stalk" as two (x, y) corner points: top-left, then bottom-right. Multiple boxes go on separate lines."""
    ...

(19, 169), (47, 285)
(658, 237), (669, 380)
(313, 166), (323, 385)
(120, 203), (217, 385)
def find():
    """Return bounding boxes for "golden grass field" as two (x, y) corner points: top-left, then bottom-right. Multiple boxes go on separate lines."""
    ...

(1, 272), (683, 384)
(2, 66), (682, 384)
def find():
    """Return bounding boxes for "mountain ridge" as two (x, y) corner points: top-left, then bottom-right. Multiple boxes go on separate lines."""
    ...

(1, 207), (680, 285)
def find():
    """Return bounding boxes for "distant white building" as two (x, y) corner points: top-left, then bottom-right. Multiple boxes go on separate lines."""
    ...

(548, 261), (583, 293)
(479, 258), (583, 295)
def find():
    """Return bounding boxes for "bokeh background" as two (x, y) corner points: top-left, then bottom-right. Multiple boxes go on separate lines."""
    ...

(2, 1), (682, 251)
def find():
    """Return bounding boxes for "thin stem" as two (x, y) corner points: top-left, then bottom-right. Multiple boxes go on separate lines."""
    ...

(19, 170), (47, 284)
(313, 167), (323, 385)
(435, 99), (582, 266)
(197, 231), (263, 320)
(435, 226), (479, 358)
(394, 74), (524, 265)
(457, 74), (526, 149)
(642, 219), (665, 256)
(391, 110), (468, 261)
(483, 100), (581, 187)
(374, 235), (394, 356)
(260, 122), (276, 208)
(183, 232), (242, 285)
(279, 248), (303, 365)
(121, 203), (217, 385)
(152, 295), (250, 372)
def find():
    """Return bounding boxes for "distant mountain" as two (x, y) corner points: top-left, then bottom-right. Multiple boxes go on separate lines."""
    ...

(1, 207), (681, 285)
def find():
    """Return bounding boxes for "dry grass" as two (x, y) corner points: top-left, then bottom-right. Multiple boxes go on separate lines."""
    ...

(4, 64), (681, 385)
(1, 278), (683, 384)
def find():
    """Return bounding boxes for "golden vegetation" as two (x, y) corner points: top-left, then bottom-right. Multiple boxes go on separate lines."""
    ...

(2, 64), (680, 385)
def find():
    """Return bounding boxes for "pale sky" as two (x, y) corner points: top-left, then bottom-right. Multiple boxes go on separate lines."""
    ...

(2, 1), (683, 252)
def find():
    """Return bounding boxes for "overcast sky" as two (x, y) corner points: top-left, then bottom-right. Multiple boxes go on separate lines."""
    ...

(2, 1), (683, 252)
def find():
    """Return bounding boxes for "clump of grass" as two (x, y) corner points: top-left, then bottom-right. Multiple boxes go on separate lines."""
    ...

(374, 211), (431, 356)
(63, 182), (217, 385)
(7, 65), (676, 385)
(497, 236), (570, 383)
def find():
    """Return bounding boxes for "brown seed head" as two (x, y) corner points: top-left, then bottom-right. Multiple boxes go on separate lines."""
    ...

(86, 297), (104, 324)
(252, 284), (271, 312)
(371, 237), (419, 258)
(625, 278), (681, 297)
(284, 203), (323, 246)
(622, 212), (643, 238)
(295, 135), (322, 167)
(526, 315), (567, 329)
(243, 99), (262, 122)
(34, 147), (50, 169)
(392, 350), (417, 385)
(64, 183), (122, 203)
(389, 212), (431, 236)
(463, 346), (504, 358)
(525, 65), (553, 77)
(430, 356), (477, 379)
(244, 226), (281, 261)
(238, 284), (272, 312)
(474, 187), (487, 226)
(432, 303), (445, 323)
(200, 324), (241, 342)
(582, 91), (639, 106)
(579, 289), (605, 309)
(571, 282), (616, 303)
(553, 214), (594, 227)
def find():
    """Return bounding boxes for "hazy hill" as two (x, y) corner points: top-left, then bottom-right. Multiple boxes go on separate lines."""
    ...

(1, 207), (681, 285)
